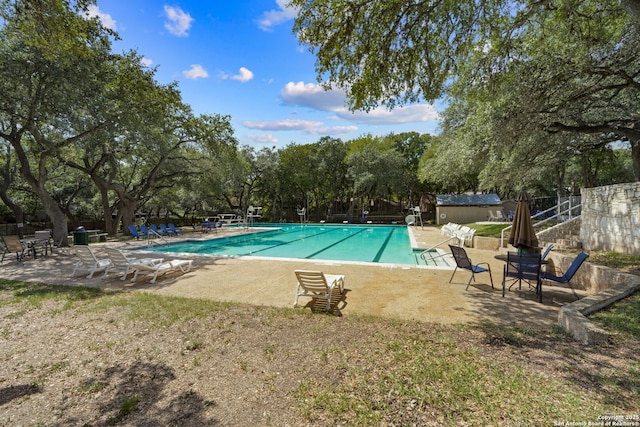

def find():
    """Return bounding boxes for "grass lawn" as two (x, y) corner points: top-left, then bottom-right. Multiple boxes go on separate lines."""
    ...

(1, 279), (638, 426)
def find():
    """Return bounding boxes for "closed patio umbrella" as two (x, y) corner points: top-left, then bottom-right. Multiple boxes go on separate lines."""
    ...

(508, 190), (538, 252)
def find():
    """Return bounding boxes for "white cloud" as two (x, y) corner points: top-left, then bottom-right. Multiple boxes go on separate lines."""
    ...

(183, 64), (208, 80)
(242, 119), (358, 137)
(140, 57), (153, 67)
(164, 5), (193, 37)
(281, 81), (439, 124)
(257, 0), (298, 31)
(231, 67), (254, 82)
(85, 5), (117, 30)
(247, 133), (279, 144)
(307, 125), (359, 135)
(243, 119), (323, 131)
(337, 105), (439, 125)
(281, 81), (346, 111)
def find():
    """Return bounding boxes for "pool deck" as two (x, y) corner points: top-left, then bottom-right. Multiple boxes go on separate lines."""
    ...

(0, 226), (586, 327)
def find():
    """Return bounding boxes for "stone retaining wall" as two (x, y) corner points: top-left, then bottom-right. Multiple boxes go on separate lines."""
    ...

(581, 182), (640, 255)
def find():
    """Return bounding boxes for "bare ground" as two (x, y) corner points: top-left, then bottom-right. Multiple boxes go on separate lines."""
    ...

(1, 284), (638, 426)
(1, 228), (639, 426)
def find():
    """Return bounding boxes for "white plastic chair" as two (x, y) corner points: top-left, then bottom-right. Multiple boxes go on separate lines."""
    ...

(71, 246), (112, 278)
(294, 270), (346, 313)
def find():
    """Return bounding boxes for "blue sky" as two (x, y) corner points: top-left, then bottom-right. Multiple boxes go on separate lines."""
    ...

(89, 1), (441, 148)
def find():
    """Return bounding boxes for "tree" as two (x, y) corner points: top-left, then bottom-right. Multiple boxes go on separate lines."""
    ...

(346, 139), (404, 218)
(0, 0), (114, 244)
(0, 144), (26, 237)
(385, 132), (434, 204)
(292, 0), (640, 181)
(290, 0), (503, 110)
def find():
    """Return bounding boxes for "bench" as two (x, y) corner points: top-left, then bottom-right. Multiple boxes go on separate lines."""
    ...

(88, 232), (109, 242)
(83, 229), (109, 243)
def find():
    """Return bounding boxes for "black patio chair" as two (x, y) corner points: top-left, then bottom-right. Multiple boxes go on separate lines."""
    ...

(502, 252), (543, 302)
(448, 245), (494, 290)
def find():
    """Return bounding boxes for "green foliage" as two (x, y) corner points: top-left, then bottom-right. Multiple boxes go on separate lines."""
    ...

(106, 393), (140, 425)
(291, 0), (500, 110)
(591, 291), (640, 342)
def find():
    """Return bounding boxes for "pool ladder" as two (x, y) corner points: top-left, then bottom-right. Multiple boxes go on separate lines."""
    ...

(146, 229), (170, 246)
(418, 235), (459, 265)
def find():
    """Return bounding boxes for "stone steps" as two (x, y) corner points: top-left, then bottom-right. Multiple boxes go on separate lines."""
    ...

(537, 217), (582, 249)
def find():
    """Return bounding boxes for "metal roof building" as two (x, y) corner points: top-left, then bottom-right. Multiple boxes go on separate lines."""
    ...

(435, 194), (503, 225)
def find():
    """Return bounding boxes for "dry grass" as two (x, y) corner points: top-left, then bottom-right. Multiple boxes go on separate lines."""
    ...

(1, 280), (638, 426)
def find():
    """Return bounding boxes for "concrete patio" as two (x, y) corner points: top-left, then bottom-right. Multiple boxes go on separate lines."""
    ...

(0, 226), (587, 328)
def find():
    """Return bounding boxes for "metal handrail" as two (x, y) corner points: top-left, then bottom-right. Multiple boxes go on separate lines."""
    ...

(146, 228), (169, 246)
(419, 235), (460, 263)
(500, 200), (582, 248)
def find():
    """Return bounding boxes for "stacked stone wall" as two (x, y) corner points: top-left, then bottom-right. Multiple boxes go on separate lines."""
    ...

(581, 182), (640, 255)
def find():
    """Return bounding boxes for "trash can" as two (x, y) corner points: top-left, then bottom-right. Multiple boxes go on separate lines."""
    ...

(73, 226), (89, 245)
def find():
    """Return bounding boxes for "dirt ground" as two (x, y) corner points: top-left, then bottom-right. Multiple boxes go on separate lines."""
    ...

(2, 226), (628, 426)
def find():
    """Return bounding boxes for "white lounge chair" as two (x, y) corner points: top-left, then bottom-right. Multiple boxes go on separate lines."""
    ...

(71, 246), (112, 278)
(441, 222), (460, 237)
(293, 270), (346, 313)
(454, 226), (476, 247)
(102, 247), (164, 281)
(131, 259), (193, 284)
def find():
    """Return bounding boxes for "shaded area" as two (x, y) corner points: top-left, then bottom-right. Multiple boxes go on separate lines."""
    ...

(0, 384), (41, 406)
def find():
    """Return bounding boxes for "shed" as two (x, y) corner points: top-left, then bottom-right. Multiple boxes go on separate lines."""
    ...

(435, 194), (503, 225)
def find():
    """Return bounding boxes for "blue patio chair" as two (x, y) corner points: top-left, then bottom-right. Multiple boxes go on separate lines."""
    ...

(448, 245), (494, 290)
(159, 224), (173, 236)
(149, 224), (167, 237)
(128, 225), (142, 240)
(139, 224), (151, 238)
(168, 223), (183, 235)
(542, 252), (589, 286)
(541, 244), (554, 260)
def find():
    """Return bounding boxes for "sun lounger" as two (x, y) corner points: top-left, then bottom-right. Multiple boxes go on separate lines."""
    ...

(103, 247), (164, 281)
(131, 259), (193, 284)
(71, 246), (112, 278)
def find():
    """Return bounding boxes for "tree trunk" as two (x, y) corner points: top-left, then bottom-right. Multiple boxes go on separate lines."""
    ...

(9, 137), (69, 245)
(35, 186), (69, 246)
(100, 187), (117, 235)
(0, 160), (26, 239)
(118, 195), (139, 231)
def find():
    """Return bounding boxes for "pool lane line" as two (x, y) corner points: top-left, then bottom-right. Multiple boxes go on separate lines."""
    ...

(180, 227), (333, 254)
(153, 226), (350, 255)
(372, 227), (395, 263)
(236, 227), (345, 256)
(304, 228), (368, 259)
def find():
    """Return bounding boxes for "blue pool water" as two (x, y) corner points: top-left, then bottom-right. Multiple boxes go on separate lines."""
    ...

(143, 224), (449, 267)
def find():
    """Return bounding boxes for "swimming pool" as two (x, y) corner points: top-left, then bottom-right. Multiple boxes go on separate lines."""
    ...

(143, 224), (450, 267)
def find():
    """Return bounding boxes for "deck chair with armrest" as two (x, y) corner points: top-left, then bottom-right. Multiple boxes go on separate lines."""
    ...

(30, 230), (52, 257)
(168, 223), (183, 235)
(71, 245), (112, 279)
(149, 224), (168, 237)
(502, 252), (543, 301)
(541, 252), (589, 288)
(448, 245), (494, 290)
(128, 225), (143, 240)
(159, 224), (173, 236)
(294, 270), (346, 313)
(131, 259), (193, 284)
(139, 224), (153, 238)
(1, 235), (27, 262)
(541, 244), (554, 260)
(103, 247), (164, 281)
(454, 226), (476, 247)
